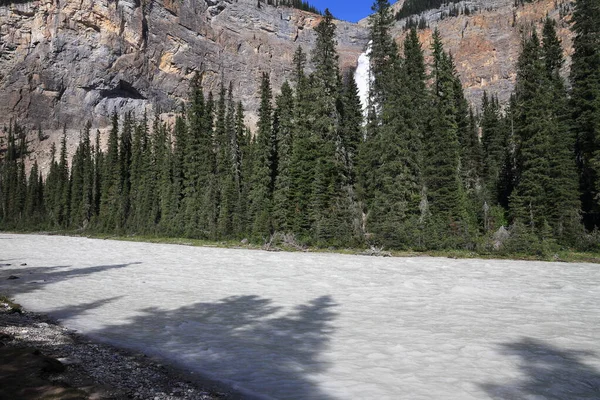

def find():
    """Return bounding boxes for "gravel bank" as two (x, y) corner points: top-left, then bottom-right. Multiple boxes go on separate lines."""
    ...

(0, 299), (230, 400)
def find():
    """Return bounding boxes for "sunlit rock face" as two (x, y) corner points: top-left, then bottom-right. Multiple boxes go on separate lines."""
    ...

(384, 0), (574, 109)
(0, 0), (574, 172)
(0, 0), (369, 131)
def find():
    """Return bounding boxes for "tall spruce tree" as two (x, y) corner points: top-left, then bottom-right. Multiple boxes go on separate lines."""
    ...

(360, 1), (419, 248)
(56, 128), (71, 228)
(128, 114), (154, 232)
(92, 130), (103, 222)
(272, 81), (296, 232)
(217, 83), (242, 238)
(308, 9), (351, 245)
(99, 113), (121, 231)
(570, 0), (600, 229)
(402, 27), (427, 193)
(153, 115), (175, 234)
(481, 91), (508, 204)
(422, 30), (468, 247)
(368, 0), (400, 112)
(170, 111), (187, 235)
(248, 72), (275, 238)
(69, 122), (93, 229)
(118, 113), (133, 230)
(338, 72), (365, 244)
(0, 122), (28, 228)
(509, 30), (552, 232)
(542, 18), (581, 241)
(45, 142), (60, 227)
(232, 101), (247, 236)
(357, 0), (399, 215)
(25, 160), (44, 227)
(289, 46), (315, 237)
(182, 78), (208, 237)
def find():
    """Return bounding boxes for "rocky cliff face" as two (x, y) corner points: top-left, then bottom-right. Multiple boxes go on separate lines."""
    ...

(0, 0), (368, 132)
(383, 0), (575, 107)
(0, 0), (575, 167)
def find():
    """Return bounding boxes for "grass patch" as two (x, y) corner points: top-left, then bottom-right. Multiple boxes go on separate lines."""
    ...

(0, 295), (22, 314)
(84, 233), (600, 263)
(4, 230), (600, 263)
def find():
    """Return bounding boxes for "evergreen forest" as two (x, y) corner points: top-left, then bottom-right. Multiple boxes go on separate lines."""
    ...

(2, 0), (600, 256)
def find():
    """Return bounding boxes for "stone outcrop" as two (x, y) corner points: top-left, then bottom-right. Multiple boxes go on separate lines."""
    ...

(0, 0), (369, 132)
(384, 0), (574, 108)
(0, 0), (575, 172)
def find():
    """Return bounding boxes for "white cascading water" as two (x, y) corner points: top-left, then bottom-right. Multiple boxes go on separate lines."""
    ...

(353, 42), (372, 118)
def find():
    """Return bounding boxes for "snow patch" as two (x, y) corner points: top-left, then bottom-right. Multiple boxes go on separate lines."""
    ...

(1, 234), (600, 400)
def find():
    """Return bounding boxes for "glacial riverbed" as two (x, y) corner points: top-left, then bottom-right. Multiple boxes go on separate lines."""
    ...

(1, 234), (599, 399)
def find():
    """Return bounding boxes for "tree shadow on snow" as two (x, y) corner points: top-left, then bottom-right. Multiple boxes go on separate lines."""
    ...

(0, 263), (140, 297)
(90, 294), (339, 400)
(480, 337), (600, 399)
(48, 296), (125, 321)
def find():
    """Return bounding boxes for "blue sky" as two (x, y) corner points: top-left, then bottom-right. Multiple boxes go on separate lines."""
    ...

(310, 0), (375, 23)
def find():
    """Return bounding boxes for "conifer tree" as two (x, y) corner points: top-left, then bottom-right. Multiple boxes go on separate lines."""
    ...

(368, 0), (399, 111)
(509, 30), (551, 232)
(230, 101), (247, 236)
(181, 83), (202, 237)
(339, 73), (363, 180)
(1, 123), (28, 228)
(272, 81), (296, 232)
(451, 57), (482, 197)
(422, 30), (467, 246)
(153, 115), (175, 234)
(0, 123), (16, 226)
(462, 108), (483, 193)
(542, 18), (581, 241)
(289, 45), (315, 237)
(570, 0), (600, 229)
(99, 113), (121, 231)
(248, 72), (275, 238)
(69, 122), (93, 229)
(203, 91), (219, 236)
(129, 114), (153, 232)
(481, 91), (508, 204)
(56, 128), (71, 228)
(360, 0), (407, 247)
(170, 111), (187, 235)
(25, 160), (44, 227)
(337, 72), (365, 244)
(307, 9), (353, 245)
(45, 142), (60, 227)
(217, 83), (241, 238)
(118, 112), (133, 231)
(402, 28), (428, 184)
(92, 130), (103, 223)
(14, 159), (27, 226)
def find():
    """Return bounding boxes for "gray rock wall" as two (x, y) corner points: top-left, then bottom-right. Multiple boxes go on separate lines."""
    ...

(0, 0), (369, 132)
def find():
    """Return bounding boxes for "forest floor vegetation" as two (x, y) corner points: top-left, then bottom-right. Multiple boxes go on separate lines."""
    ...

(9, 230), (598, 264)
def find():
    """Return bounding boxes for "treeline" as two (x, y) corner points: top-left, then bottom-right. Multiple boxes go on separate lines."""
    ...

(395, 0), (462, 20)
(0, 1), (33, 5)
(403, 16), (429, 31)
(261, 0), (322, 15)
(1, 0), (600, 255)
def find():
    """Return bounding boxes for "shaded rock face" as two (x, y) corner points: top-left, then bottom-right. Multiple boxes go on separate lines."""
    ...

(0, 0), (369, 131)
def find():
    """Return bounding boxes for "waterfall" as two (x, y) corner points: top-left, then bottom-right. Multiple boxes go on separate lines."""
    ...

(353, 42), (372, 119)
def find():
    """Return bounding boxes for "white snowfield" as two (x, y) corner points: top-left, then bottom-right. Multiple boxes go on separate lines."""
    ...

(1, 234), (599, 400)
